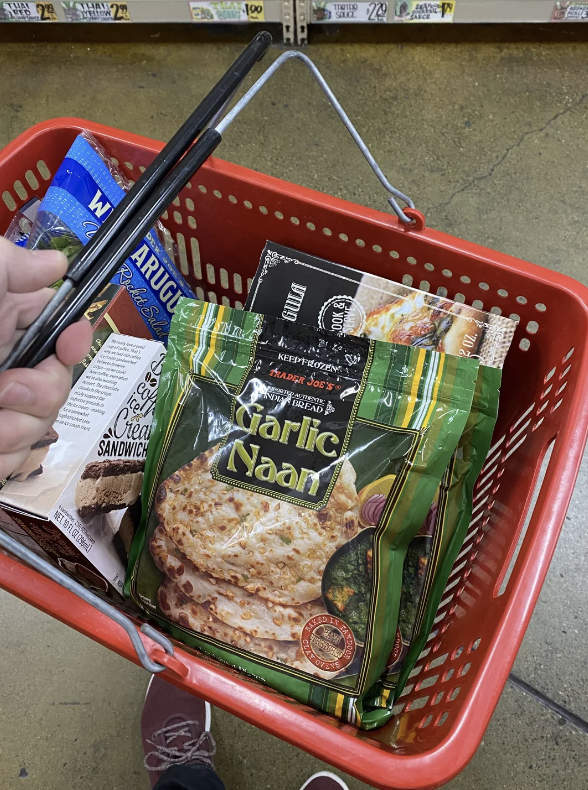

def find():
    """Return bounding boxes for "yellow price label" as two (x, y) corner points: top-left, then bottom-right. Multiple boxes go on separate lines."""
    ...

(245, 0), (264, 20)
(109, 1), (130, 19)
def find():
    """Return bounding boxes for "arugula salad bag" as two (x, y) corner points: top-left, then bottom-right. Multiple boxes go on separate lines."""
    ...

(127, 299), (478, 728)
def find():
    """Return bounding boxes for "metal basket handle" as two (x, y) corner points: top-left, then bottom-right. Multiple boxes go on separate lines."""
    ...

(214, 51), (418, 226)
(0, 526), (180, 675)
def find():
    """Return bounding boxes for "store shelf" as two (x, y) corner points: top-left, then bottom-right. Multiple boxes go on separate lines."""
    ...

(297, 0), (581, 43)
(0, 0), (290, 33)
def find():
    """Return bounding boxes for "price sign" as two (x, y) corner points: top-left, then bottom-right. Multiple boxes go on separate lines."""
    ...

(189, 1), (264, 21)
(394, 0), (454, 22)
(0, 1), (58, 20)
(552, 1), (588, 20)
(62, 1), (131, 21)
(311, 1), (388, 23)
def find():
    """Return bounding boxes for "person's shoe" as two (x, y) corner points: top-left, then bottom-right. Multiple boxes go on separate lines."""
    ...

(141, 675), (215, 788)
(299, 771), (350, 790)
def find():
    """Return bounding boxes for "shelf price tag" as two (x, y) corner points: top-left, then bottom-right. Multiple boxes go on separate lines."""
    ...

(311, 1), (388, 23)
(394, 0), (454, 22)
(189, 1), (264, 21)
(62, 1), (131, 21)
(0, 1), (58, 20)
(552, 2), (588, 20)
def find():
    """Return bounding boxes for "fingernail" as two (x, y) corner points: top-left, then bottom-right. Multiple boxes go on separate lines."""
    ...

(0, 382), (33, 407)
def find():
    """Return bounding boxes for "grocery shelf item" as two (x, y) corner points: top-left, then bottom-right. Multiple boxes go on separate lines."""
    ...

(0, 335), (165, 598)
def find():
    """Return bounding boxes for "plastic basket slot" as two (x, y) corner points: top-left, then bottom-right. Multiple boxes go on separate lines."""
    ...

(436, 286), (448, 298)
(551, 399), (563, 413)
(196, 286), (205, 301)
(536, 400), (549, 416)
(443, 576), (461, 595)
(419, 714), (434, 729)
(36, 159), (51, 181)
(435, 711), (450, 727)
(431, 691), (444, 706)
(190, 238), (202, 280)
(219, 268), (229, 289)
(471, 495), (489, 515)
(503, 433), (528, 462)
(563, 346), (575, 363)
(397, 683), (414, 699)
(544, 366), (556, 383)
(233, 273), (243, 294)
(438, 592), (455, 610)
(473, 480), (493, 502)
(408, 665), (423, 679)
(448, 559), (467, 581)
(402, 274), (413, 286)
(510, 404), (536, 433)
(560, 364), (571, 380)
(467, 511), (486, 531)
(541, 384), (553, 399)
(425, 653), (448, 672)
(476, 465), (498, 491)
(506, 419), (531, 448)
(496, 439), (555, 596)
(1, 190), (16, 212)
(175, 233), (189, 276)
(391, 702), (405, 716)
(441, 667), (455, 682)
(485, 433), (506, 461)
(532, 417), (545, 432)
(418, 646), (431, 661)
(555, 381), (568, 397)
(206, 263), (216, 285)
(208, 291), (218, 304)
(469, 637), (482, 653)
(13, 179), (28, 201)
(24, 169), (39, 190)
(406, 696), (429, 712)
(519, 334), (531, 349)
(447, 686), (461, 702)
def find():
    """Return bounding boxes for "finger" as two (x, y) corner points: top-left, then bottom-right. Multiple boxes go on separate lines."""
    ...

(0, 237), (67, 294)
(55, 318), (93, 367)
(13, 288), (56, 329)
(0, 355), (71, 418)
(0, 449), (31, 482)
(0, 409), (55, 455)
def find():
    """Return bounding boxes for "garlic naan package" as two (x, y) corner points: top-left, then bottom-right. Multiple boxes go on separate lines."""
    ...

(246, 243), (517, 717)
(127, 299), (478, 728)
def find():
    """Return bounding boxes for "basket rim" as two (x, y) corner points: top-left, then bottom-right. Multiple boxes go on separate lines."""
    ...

(2, 117), (588, 790)
(8, 117), (588, 314)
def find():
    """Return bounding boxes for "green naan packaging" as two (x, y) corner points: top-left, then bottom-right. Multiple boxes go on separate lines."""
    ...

(127, 299), (478, 728)
(244, 244), (517, 722)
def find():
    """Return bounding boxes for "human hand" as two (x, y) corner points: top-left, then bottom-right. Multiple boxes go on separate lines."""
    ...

(0, 236), (93, 480)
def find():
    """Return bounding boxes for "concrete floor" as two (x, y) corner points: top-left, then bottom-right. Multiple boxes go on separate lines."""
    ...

(0, 38), (588, 789)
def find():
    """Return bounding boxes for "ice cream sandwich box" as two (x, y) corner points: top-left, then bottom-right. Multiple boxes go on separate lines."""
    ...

(0, 334), (165, 598)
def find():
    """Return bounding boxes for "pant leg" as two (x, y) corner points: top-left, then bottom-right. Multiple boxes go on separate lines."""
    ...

(153, 765), (226, 790)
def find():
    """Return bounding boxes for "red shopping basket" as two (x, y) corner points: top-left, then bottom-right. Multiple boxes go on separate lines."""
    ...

(1, 118), (588, 790)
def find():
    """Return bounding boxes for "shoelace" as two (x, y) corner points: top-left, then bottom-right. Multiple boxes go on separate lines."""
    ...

(144, 721), (217, 772)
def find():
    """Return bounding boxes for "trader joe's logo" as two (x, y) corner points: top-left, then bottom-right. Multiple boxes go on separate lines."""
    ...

(301, 614), (356, 672)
